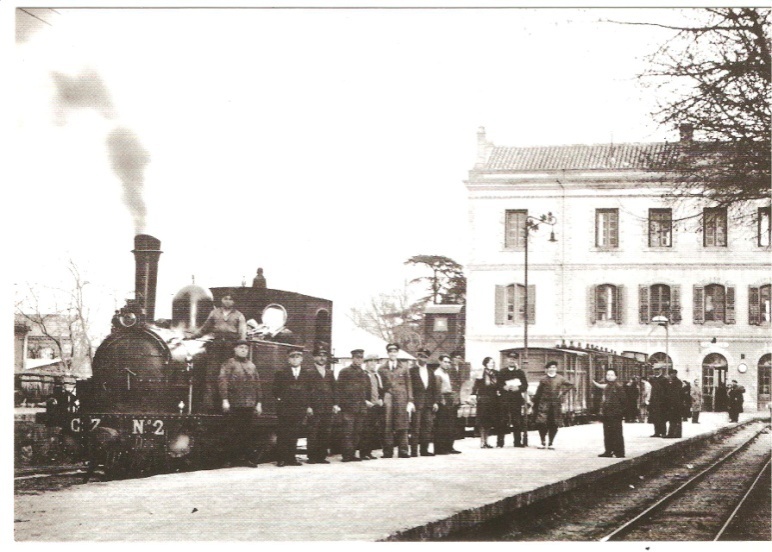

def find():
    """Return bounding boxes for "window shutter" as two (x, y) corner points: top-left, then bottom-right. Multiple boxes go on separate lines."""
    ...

(610, 211), (619, 248)
(726, 286), (736, 324)
(639, 285), (649, 324)
(588, 285), (597, 325)
(671, 285), (682, 324)
(749, 286), (760, 325)
(495, 285), (505, 325)
(693, 285), (705, 324)
(614, 285), (625, 324)
(527, 284), (536, 325)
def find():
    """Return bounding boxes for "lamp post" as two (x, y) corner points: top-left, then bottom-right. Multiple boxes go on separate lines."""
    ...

(523, 213), (558, 371)
(652, 315), (670, 371)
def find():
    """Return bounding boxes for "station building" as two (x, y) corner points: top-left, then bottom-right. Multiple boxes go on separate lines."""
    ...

(464, 127), (771, 412)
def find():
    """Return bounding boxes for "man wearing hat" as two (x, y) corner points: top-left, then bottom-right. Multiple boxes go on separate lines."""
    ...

(378, 343), (415, 459)
(498, 352), (529, 447)
(434, 353), (462, 454)
(218, 340), (263, 467)
(336, 349), (371, 462)
(301, 345), (338, 464)
(360, 353), (385, 460)
(410, 348), (438, 456)
(273, 350), (311, 466)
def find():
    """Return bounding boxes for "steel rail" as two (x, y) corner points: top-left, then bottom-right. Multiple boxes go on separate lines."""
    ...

(15, 469), (86, 481)
(600, 423), (770, 542)
(714, 455), (771, 541)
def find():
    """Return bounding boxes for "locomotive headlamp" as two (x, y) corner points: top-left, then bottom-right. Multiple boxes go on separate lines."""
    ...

(119, 312), (138, 328)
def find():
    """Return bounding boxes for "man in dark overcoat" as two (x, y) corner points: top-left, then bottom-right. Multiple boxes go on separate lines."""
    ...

(409, 349), (438, 456)
(337, 349), (371, 462)
(665, 368), (683, 438)
(648, 365), (668, 437)
(272, 350), (311, 466)
(497, 352), (529, 447)
(594, 368), (626, 458)
(450, 351), (472, 439)
(727, 379), (745, 422)
(301, 345), (337, 464)
(434, 353), (462, 454)
(378, 343), (415, 458)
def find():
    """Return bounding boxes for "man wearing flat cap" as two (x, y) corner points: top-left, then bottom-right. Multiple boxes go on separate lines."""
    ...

(301, 346), (338, 464)
(378, 343), (415, 459)
(273, 350), (311, 466)
(218, 340), (262, 467)
(410, 348), (438, 456)
(336, 349), (371, 462)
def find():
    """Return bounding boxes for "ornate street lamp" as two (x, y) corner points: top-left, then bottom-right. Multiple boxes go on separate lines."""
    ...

(523, 213), (558, 371)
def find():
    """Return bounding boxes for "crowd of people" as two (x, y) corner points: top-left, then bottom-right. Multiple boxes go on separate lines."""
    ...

(204, 294), (748, 467)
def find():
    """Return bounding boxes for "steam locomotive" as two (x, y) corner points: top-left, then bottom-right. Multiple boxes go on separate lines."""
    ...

(41, 235), (332, 479)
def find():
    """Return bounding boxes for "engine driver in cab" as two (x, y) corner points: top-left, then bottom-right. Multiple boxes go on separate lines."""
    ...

(191, 294), (247, 412)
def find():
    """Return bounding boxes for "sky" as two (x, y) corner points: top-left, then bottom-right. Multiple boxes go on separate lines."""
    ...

(9, 4), (706, 334)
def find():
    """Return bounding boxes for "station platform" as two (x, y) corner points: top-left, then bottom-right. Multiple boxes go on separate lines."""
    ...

(14, 411), (770, 541)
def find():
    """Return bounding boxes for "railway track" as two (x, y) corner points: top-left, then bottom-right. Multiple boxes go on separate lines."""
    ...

(601, 424), (771, 542)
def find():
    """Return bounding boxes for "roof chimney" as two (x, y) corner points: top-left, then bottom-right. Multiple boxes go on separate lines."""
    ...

(475, 126), (493, 168)
(679, 123), (694, 143)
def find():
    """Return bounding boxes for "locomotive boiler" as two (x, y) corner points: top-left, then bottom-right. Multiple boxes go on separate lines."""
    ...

(42, 234), (333, 479)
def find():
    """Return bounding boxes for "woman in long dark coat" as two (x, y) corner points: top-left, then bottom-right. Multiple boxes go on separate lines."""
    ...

(472, 357), (500, 448)
(532, 361), (575, 449)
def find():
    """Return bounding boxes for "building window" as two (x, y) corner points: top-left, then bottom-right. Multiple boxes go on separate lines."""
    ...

(589, 284), (623, 323)
(639, 284), (682, 324)
(595, 209), (619, 248)
(693, 283), (735, 324)
(432, 317), (448, 332)
(749, 284), (771, 325)
(758, 207), (771, 247)
(505, 210), (527, 250)
(648, 208), (672, 247)
(494, 283), (535, 325)
(703, 207), (727, 247)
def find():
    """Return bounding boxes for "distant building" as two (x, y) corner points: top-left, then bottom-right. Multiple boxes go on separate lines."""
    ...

(13, 313), (90, 377)
(464, 127), (771, 411)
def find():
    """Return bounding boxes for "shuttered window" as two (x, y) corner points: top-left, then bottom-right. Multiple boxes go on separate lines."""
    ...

(648, 208), (672, 247)
(703, 207), (727, 247)
(749, 284), (771, 325)
(494, 283), (535, 325)
(591, 284), (624, 324)
(639, 284), (681, 324)
(695, 283), (734, 324)
(505, 210), (527, 250)
(595, 209), (619, 248)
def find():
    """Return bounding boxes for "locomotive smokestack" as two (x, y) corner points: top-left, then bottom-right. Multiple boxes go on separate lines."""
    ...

(132, 234), (162, 322)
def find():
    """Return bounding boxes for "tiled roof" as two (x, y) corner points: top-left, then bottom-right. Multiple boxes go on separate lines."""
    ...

(482, 143), (685, 171)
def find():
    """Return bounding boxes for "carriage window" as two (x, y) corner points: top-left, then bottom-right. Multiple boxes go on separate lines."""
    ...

(433, 317), (448, 332)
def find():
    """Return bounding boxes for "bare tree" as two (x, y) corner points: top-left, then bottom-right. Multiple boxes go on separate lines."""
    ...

(15, 258), (94, 376)
(349, 284), (424, 348)
(630, 8), (770, 207)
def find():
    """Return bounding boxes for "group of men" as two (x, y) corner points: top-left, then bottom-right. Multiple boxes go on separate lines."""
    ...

(271, 344), (470, 465)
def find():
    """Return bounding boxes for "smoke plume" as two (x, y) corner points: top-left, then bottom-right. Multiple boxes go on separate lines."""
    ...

(107, 128), (150, 234)
(52, 70), (116, 124)
(51, 69), (150, 233)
